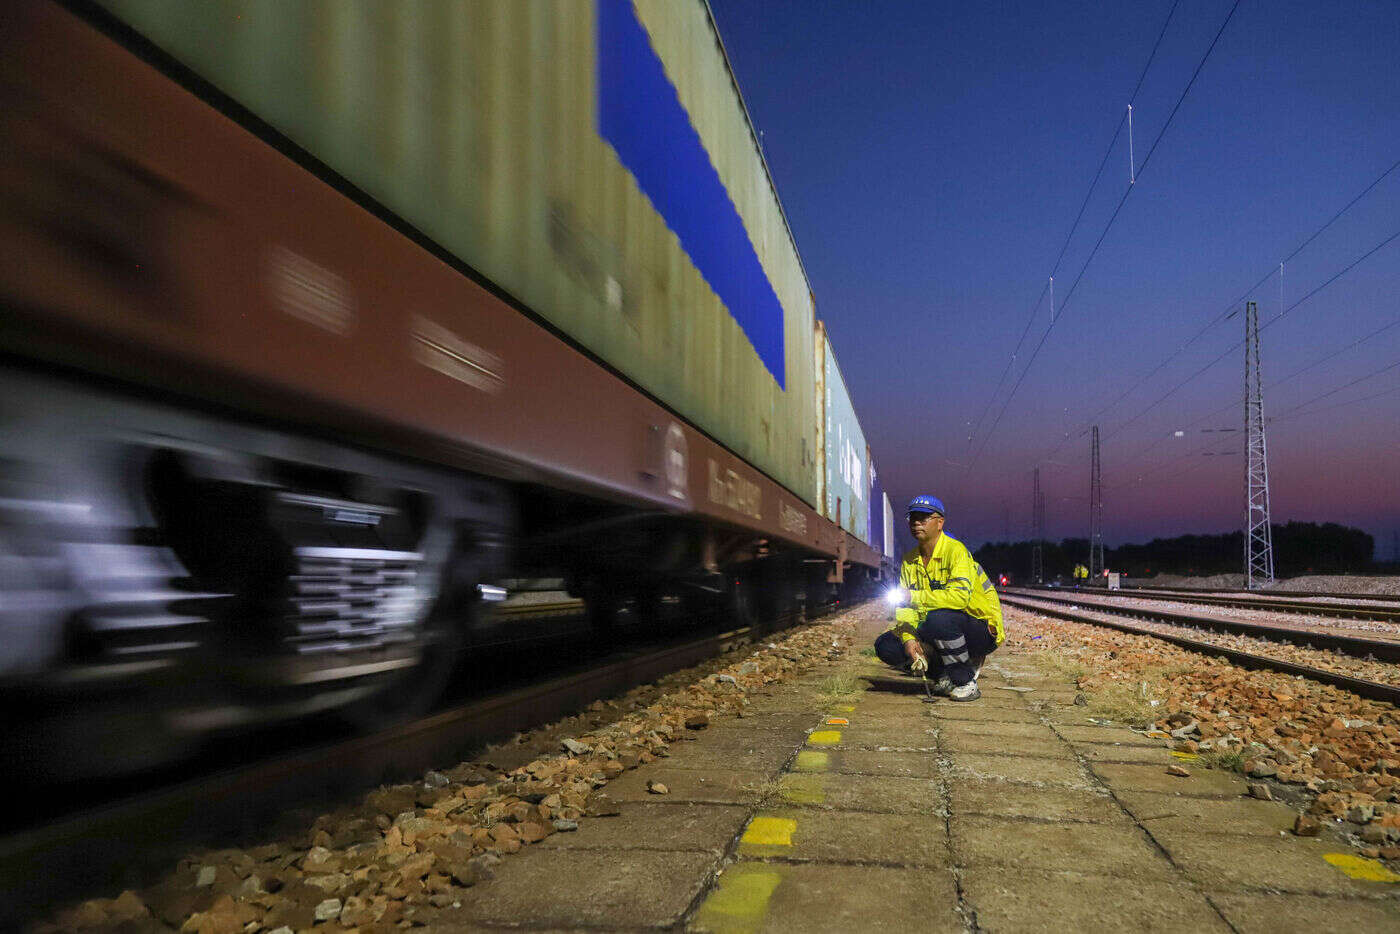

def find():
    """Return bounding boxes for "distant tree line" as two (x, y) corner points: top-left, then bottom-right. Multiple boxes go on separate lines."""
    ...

(973, 521), (1374, 581)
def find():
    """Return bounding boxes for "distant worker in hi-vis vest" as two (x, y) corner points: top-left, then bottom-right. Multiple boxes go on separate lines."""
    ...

(875, 496), (1005, 701)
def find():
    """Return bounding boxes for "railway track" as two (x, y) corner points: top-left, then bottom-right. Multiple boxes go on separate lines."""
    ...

(1031, 584), (1400, 622)
(0, 606), (817, 929)
(1002, 588), (1400, 661)
(1000, 592), (1400, 708)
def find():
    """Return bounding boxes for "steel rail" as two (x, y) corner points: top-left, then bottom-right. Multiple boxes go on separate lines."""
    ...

(0, 609), (811, 928)
(1023, 585), (1400, 622)
(1000, 594), (1400, 708)
(1002, 589), (1400, 661)
(1124, 583), (1400, 605)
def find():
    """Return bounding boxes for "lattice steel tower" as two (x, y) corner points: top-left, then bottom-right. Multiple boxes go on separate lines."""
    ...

(1089, 426), (1104, 578)
(1244, 301), (1275, 588)
(1031, 467), (1045, 584)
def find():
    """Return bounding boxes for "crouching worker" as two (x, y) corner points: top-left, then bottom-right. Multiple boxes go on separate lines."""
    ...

(874, 495), (1005, 701)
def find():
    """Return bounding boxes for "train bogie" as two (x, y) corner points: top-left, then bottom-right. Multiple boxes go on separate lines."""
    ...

(0, 1), (888, 776)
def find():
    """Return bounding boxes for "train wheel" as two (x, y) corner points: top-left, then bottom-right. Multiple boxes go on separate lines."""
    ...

(579, 583), (622, 647)
(337, 606), (465, 731)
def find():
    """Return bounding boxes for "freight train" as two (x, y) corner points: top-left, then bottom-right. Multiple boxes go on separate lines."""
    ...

(0, 0), (896, 774)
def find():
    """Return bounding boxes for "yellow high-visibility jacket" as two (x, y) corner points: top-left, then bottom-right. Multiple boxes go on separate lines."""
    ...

(889, 533), (1005, 646)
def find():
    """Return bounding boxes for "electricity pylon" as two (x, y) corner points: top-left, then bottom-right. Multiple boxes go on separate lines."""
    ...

(1031, 467), (1044, 584)
(1244, 301), (1275, 589)
(1089, 426), (1104, 578)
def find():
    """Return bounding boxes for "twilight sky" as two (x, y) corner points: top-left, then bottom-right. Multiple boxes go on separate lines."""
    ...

(708, 0), (1400, 557)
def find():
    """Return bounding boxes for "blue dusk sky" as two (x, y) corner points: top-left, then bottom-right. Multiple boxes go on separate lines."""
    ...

(708, 0), (1400, 555)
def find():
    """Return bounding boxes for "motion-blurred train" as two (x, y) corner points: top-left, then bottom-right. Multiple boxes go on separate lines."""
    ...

(0, 0), (897, 774)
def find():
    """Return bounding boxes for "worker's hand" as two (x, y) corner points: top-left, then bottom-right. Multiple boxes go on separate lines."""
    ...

(905, 640), (928, 674)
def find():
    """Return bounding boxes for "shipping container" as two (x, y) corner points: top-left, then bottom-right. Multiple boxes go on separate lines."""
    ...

(883, 493), (896, 559)
(867, 450), (884, 557)
(819, 325), (869, 543)
(97, 0), (820, 506)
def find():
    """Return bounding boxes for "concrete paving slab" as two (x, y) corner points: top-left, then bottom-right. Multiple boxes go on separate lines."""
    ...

(1075, 741), (1177, 764)
(735, 809), (950, 865)
(918, 693), (1031, 711)
(937, 719), (1057, 739)
(1151, 829), (1400, 896)
(831, 705), (927, 727)
(1091, 761), (1246, 797)
(689, 861), (963, 933)
(937, 732), (1075, 759)
(706, 713), (820, 736)
(456, 848), (717, 928)
(1209, 892), (1400, 934)
(825, 749), (943, 778)
(1054, 724), (1164, 746)
(662, 741), (795, 774)
(741, 698), (826, 716)
(837, 692), (906, 710)
(952, 815), (1174, 878)
(819, 724), (940, 750)
(606, 767), (767, 805)
(1114, 790), (1297, 836)
(540, 802), (748, 855)
(962, 866), (1230, 933)
(924, 704), (1043, 723)
(778, 772), (943, 813)
(947, 752), (1089, 787)
(950, 779), (1130, 824)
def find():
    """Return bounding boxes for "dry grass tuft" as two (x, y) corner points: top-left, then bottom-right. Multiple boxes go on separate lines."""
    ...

(1197, 748), (1246, 772)
(1028, 652), (1088, 683)
(739, 778), (786, 808)
(1083, 680), (1162, 728)
(817, 673), (861, 703)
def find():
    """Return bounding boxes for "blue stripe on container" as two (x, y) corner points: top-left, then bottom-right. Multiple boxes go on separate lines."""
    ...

(596, 0), (786, 388)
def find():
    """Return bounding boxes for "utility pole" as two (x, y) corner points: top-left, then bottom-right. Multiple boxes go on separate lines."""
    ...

(1244, 301), (1275, 588)
(1089, 426), (1104, 579)
(1031, 468), (1045, 584)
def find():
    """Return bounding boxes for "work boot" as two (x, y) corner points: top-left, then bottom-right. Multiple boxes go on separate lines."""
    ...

(950, 681), (981, 702)
(931, 675), (955, 696)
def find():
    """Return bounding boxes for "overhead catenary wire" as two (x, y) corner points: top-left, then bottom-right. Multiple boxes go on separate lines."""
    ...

(1098, 221), (1400, 444)
(1268, 357), (1400, 421)
(964, 0), (1183, 449)
(1271, 380), (1400, 424)
(1106, 312), (1400, 475)
(968, 0), (1245, 471)
(1111, 344), (1400, 489)
(1038, 152), (1400, 465)
(1114, 365), (1400, 494)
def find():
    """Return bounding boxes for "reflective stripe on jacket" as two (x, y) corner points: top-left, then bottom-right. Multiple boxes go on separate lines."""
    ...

(889, 533), (1005, 646)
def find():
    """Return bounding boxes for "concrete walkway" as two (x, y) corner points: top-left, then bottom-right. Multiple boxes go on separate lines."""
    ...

(443, 610), (1400, 932)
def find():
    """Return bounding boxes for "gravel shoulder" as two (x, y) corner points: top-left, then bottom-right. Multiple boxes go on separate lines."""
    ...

(1004, 605), (1400, 867)
(30, 612), (860, 933)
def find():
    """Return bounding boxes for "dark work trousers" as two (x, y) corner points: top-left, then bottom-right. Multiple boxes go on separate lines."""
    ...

(873, 609), (997, 685)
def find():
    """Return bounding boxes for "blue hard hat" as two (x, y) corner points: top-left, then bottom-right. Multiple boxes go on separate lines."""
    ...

(907, 495), (945, 516)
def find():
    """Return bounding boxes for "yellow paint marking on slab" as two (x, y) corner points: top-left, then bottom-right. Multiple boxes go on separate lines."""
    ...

(1323, 853), (1400, 883)
(780, 773), (825, 805)
(832, 705), (856, 713)
(807, 730), (841, 746)
(742, 816), (797, 846)
(792, 750), (829, 772)
(825, 717), (849, 726)
(691, 864), (783, 934)
(1169, 751), (1199, 760)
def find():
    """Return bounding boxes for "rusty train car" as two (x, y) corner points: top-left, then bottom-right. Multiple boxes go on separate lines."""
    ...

(0, 0), (895, 773)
